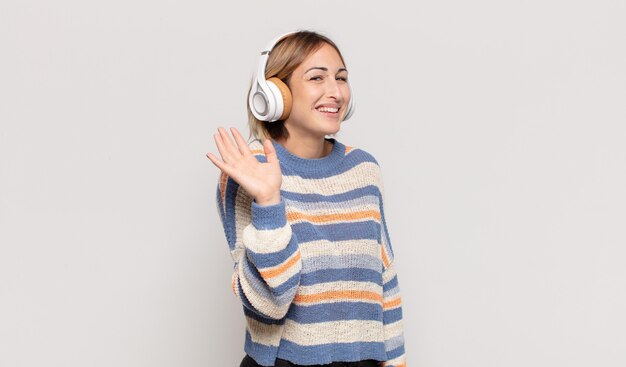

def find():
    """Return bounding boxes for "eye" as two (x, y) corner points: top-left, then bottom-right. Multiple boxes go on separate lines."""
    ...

(336, 76), (348, 82)
(310, 76), (324, 81)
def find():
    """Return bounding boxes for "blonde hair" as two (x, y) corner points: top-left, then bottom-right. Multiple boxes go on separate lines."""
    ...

(246, 30), (347, 143)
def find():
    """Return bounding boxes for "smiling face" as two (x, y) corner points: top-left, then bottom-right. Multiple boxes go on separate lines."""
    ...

(283, 42), (351, 140)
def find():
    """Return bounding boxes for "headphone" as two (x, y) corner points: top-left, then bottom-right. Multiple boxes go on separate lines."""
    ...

(248, 31), (355, 123)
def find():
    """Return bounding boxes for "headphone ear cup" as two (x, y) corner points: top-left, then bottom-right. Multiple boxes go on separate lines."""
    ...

(267, 77), (292, 121)
(342, 85), (355, 121)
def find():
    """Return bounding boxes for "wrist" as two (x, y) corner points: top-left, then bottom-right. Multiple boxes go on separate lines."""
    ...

(255, 192), (281, 206)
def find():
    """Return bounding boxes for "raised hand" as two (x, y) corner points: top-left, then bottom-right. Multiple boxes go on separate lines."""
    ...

(206, 127), (282, 206)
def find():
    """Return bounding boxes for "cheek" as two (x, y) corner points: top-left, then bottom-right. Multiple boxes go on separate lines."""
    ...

(342, 85), (351, 100)
(292, 89), (318, 110)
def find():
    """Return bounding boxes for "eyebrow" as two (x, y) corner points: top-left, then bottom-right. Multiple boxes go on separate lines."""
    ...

(304, 66), (348, 73)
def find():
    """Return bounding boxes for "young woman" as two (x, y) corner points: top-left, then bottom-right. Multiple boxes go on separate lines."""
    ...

(206, 30), (407, 367)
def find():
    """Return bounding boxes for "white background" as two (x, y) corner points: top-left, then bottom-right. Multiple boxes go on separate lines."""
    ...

(1, 1), (625, 366)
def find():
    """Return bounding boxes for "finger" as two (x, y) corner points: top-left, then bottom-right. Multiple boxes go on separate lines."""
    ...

(214, 133), (235, 165)
(217, 126), (241, 159)
(230, 127), (252, 157)
(263, 138), (279, 164)
(206, 151), (235, 178)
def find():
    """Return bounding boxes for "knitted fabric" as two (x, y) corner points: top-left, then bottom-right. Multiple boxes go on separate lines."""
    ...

(216, 137), (406, 367)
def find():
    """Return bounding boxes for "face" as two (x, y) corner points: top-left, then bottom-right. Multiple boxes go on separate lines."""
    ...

(284, 43), (351, 140)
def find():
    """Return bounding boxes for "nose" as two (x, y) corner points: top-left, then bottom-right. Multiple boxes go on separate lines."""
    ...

(325, 77), (348, 103)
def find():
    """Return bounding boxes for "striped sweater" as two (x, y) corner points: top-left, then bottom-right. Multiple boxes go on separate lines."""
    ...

(215, 137), (406, 367)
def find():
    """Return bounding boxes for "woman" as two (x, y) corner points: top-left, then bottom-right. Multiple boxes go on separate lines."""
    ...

(206, 30), (407, 367)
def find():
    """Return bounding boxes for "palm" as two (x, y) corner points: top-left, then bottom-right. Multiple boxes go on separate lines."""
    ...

(207, 127), (282, 202)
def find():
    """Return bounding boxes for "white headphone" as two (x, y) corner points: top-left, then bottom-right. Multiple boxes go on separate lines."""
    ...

(248, 31), (355, 123)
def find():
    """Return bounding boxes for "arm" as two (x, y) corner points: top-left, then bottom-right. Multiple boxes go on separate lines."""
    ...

(215, 170), (302, 320)
(377, 167), (407, 367)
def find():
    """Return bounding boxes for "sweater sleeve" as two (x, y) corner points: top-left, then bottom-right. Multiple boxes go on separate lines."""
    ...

(215, 170), (302, 320)
(377, 167), (407, 367)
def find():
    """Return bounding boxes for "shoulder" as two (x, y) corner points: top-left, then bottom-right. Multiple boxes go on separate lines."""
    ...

(339, 142), (386, 190)
(342, 142), (382, 173)
(346, 145), (379, 164)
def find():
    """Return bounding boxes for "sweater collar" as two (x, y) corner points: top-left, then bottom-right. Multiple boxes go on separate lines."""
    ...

(269, 137), (345, 174)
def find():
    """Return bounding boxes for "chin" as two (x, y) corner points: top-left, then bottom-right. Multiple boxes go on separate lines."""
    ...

(323, 125), (341, 137)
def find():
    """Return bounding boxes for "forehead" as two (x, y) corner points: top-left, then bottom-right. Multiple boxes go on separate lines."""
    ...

(298, 43), (345, 72)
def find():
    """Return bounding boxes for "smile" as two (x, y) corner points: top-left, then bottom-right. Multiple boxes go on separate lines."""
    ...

(316, 106), (340, 113)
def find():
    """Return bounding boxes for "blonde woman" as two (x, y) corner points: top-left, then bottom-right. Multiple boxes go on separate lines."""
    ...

(206, 30), (406, 367)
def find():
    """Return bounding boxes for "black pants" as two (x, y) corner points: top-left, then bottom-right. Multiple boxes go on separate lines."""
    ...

(240, 354), (380, 367)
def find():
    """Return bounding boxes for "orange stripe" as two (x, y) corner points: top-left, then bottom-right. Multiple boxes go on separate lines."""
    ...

(259, 251), (301, 279)
(219, 172), (228, 210)
(383, 296), (402, 309)
(253, 146), (350, 156)
(382, 361), (405, 367)
(287, 209), (380, 223)
(294, 290), (383, 303)
(381, 246), (390, 268)
(231, 272), (238, 297)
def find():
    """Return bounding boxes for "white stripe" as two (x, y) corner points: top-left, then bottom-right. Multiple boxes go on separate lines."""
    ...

(299, 239), (380, 259)
(383, 261), (397, 283)
(383, 319), (404, 340)
(282, 161), (381, 196)
(242, 221), (293, 254)
(245, 315), (284, 347)
(285, 195), (380, 214)
(282, 319), (384, 345)
(297, 280), (382, 296)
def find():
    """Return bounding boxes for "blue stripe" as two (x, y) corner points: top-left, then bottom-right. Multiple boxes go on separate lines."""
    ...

(300, 268), (382, 286)
(385, 334), (405, 352)
(252, 153), (268, 164)
(385, 344), (405, 360)
(292, 221), (380, 243)
(301, 254), (381, 273)
(275, 148), (379, 180)
(218, 176), (241, 251)
(243, 305), (285, 325)
(237, 276), (274, 320)
(251, 196), (287, 230)
(271, 272), (301, 296)
(287, 301), (383, 323)
(244, 330), (279, 366)
(384, 285), (400, 299)
(383, 274), (398, 291)
(383, 307), (403, 324)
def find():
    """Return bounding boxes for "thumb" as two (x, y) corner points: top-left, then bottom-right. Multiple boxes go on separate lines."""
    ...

(263, 138), (279, 164)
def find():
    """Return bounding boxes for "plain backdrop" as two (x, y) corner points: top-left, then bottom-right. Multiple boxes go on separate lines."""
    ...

(1, 1), (625, 366)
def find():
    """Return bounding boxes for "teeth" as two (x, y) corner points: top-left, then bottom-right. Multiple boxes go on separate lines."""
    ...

(317, 106), (339, 113)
